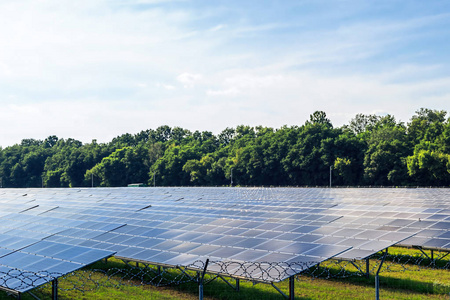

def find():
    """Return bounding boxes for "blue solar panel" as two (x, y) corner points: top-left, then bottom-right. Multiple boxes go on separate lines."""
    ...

(1, 187), (449, 287)
(0, 239), (114, 293)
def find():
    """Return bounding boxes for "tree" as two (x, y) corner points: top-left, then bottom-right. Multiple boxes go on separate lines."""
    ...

(155, 125), (172, 142)
(218, 127), (236, 146)
(408, 108), (447, 145)
(150, 143), (202, 186)
(331, 129), (365, 185)
(363, 116), (410, 185)
(334, 157), (352, 185)
(407, 147), (450, 186)
(283, 120), (338, 186)
(85, 146), (149, 187)
(349, 114), (380, 135)
(171, 127), (191, 142)
(306, 111), (332, 128)
(44, 136), (59, 148)
(1, 109), (450, 188)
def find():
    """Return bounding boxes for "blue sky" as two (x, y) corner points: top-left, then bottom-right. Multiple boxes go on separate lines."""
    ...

(1, 0), (450, 146)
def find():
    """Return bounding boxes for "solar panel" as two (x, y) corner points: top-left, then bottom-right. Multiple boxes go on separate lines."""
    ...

(0, 240), (114, 293)
(0, 187), (449, 287)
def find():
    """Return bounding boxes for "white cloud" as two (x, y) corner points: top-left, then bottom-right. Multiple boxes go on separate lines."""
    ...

(156, 83), (176, 90)
(176, 73), (203, 88)
(209, 24), (226, 32)
(203, 68), (450, 128)
(206, 87), (240, 97)
(7, 104), (39, 115)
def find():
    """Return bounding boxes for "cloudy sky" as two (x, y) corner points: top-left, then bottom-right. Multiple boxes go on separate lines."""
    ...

(1, 0), (450, 147)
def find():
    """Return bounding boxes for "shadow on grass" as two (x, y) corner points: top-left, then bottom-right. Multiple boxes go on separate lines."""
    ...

(2, 255), (448, 300)
(321, 271), (450, 296)
(304, 258), (450, 296)
(89, 259), (314, 299)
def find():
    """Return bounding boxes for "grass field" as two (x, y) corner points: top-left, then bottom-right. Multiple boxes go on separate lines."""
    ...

(1, 247), (450, 300)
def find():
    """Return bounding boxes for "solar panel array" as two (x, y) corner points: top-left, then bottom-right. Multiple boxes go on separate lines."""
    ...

(0, 187), (449, 293)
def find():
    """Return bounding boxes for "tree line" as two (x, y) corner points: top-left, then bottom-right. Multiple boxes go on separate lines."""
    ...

(1, 108), (449, 188)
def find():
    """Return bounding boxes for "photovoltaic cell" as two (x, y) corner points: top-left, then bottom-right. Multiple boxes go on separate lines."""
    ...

(0, 187), (449, 287)
(0, 240), (114, 293)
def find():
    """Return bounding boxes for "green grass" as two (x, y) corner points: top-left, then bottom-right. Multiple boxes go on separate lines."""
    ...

(1, 248), (450, 299)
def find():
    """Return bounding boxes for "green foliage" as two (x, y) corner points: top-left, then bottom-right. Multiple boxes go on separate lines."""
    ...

(307, 110), (333, 128)
(334, 157), (353, 185)
(408, 108), (447, 145)
(86, 146), (149, 187)
(1, 108), (450, 187)
(362, 116), (410, 185)
(407, 149), (450, 186)
(349, 113), (380, 135)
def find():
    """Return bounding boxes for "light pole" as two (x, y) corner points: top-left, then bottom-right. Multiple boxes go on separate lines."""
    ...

(329, 166), (332, 188)
(230, 168), (233, 187)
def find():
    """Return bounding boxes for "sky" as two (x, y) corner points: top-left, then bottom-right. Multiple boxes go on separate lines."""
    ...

(1, 0), (450, 147)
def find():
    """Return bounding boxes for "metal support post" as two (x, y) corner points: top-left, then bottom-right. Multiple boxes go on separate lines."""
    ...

(416, 247), (432, 260)
(217, 275), (240, 291)
(199, 281), (203, 300)
(375, 249), (388, 300)
(375, 276), (380, 300)
(204, 275), (219, 285)
(439, 251), (450, 260)
(176, 266), (196, 281)
(289, 276), (295, 300)
(236, 278), (240, 292)
(349, 260), (367, 277)
(271, 282), (289, 299)
(366, 258), (370, 278)
(122, 260), (135, 268)
(52, 279), (58, 300)
(199, 259), (209, 300)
